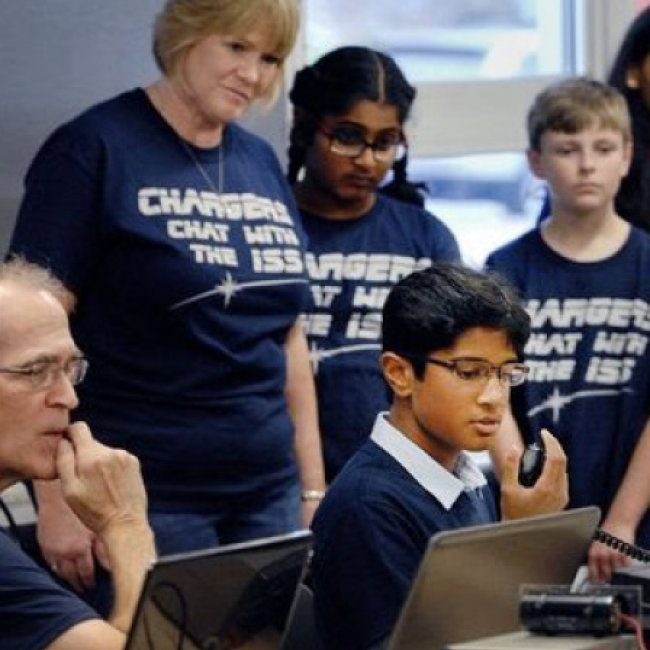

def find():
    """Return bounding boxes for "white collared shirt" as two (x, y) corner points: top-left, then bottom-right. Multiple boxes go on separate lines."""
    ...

(370, 412), (487, 511)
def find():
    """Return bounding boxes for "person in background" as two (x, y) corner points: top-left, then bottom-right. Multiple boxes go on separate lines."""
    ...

(0, 257), (155, 650)
(607, 4), (650, 232)
(538, 5), (650, 230)
(8, 0), (325, 601)
(310, 262), (568, 650)
(487, 77), (650, 583)
(287, 46), (460, 481)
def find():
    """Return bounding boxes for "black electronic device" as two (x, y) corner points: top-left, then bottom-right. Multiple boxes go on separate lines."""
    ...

(596, 528), (650, 637)
(612, 564), (650, 606)
(518, 441), (545, 487)
(513, 529), (650, 641)
(600, 528), (650, 633)
(519, 591), (626, 636)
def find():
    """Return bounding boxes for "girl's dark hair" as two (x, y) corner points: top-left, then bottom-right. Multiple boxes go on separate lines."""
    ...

(287, 45), (426, 207)
(607, 6), (650, 231)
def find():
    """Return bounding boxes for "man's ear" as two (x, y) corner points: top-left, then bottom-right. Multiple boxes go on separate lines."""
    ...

(381, 352), (414, 398)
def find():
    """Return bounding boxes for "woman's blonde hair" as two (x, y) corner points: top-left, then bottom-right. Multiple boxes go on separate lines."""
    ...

(153, 0), (299, 103)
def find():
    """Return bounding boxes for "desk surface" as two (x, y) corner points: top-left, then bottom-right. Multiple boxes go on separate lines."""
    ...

(446, 631), (637, 650)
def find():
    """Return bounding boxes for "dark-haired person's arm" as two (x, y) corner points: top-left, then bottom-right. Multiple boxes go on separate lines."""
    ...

(590, 416), (650, 583)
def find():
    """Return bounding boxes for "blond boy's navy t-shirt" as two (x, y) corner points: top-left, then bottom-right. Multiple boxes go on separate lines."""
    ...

(487, 227), (650, 545)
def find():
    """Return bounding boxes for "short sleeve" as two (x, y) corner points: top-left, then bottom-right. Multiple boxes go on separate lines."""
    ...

(0, 531), (97, 650)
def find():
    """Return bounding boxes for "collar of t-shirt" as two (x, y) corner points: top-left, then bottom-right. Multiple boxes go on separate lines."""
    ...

(370, 413), (487, 511)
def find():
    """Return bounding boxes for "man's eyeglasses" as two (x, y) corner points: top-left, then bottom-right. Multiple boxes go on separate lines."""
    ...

(425, 357), (528, 387)
(0, 356), (89, 390)
(317, 123), (405, 162)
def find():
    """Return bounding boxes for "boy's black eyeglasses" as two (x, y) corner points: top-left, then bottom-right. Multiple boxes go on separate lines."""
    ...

(425, 357), (528, 387)
(0, 356), (89, 390)
(317, 123), (406, 162)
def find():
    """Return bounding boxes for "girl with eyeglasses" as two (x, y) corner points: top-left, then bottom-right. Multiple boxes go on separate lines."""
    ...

(287, 46), (461, 482)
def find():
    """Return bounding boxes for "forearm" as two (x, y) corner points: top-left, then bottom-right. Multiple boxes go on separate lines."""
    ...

(102, 522), (156, 633)
(602, 418), (650, 534)
(32, 478), (97, 593)
(285, 321), (326, 494)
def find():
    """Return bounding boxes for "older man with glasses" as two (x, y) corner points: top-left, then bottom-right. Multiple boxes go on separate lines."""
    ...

(0, 257), (155, 650)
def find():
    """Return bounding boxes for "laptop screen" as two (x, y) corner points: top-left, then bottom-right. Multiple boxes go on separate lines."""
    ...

(124, 530), (313, 650)
(386, 507), (600, 650)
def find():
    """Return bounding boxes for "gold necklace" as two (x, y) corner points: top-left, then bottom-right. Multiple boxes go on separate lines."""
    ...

(181, 140), (225, 194)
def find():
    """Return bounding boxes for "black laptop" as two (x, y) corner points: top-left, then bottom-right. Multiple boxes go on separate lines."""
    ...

(124, 529), (313, 650)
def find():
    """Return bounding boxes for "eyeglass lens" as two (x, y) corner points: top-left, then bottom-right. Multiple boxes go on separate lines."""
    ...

(31, 358), (88, 388)
(325, 125), (403, 160)
(454, 359), (526, 386)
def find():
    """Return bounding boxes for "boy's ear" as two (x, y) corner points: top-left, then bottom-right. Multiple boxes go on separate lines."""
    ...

(381, 352), (414, 398)
(526, 148), (546, 180)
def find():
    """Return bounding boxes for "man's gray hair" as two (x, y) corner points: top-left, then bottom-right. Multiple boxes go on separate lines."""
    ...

(0, 256), (67, 301)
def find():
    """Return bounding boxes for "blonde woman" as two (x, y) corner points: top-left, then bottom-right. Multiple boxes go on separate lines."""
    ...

(10, 0), (324, 605)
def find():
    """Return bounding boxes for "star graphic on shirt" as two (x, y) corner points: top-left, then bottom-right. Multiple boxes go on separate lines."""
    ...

(309, 341), (382, 374)
(528, 385), (634, 424)
(170, 272), (309, 309)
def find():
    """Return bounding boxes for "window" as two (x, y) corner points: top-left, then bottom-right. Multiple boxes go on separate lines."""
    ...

(305, 0), (569, 84)
(296, 0), (637, 266)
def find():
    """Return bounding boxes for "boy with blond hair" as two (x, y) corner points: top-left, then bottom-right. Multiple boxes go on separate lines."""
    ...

(487, 76), (650, 583)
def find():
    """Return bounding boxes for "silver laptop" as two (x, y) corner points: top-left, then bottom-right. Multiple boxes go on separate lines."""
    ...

(124, 529), (313, 650)
(386, 507), (601, 650)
